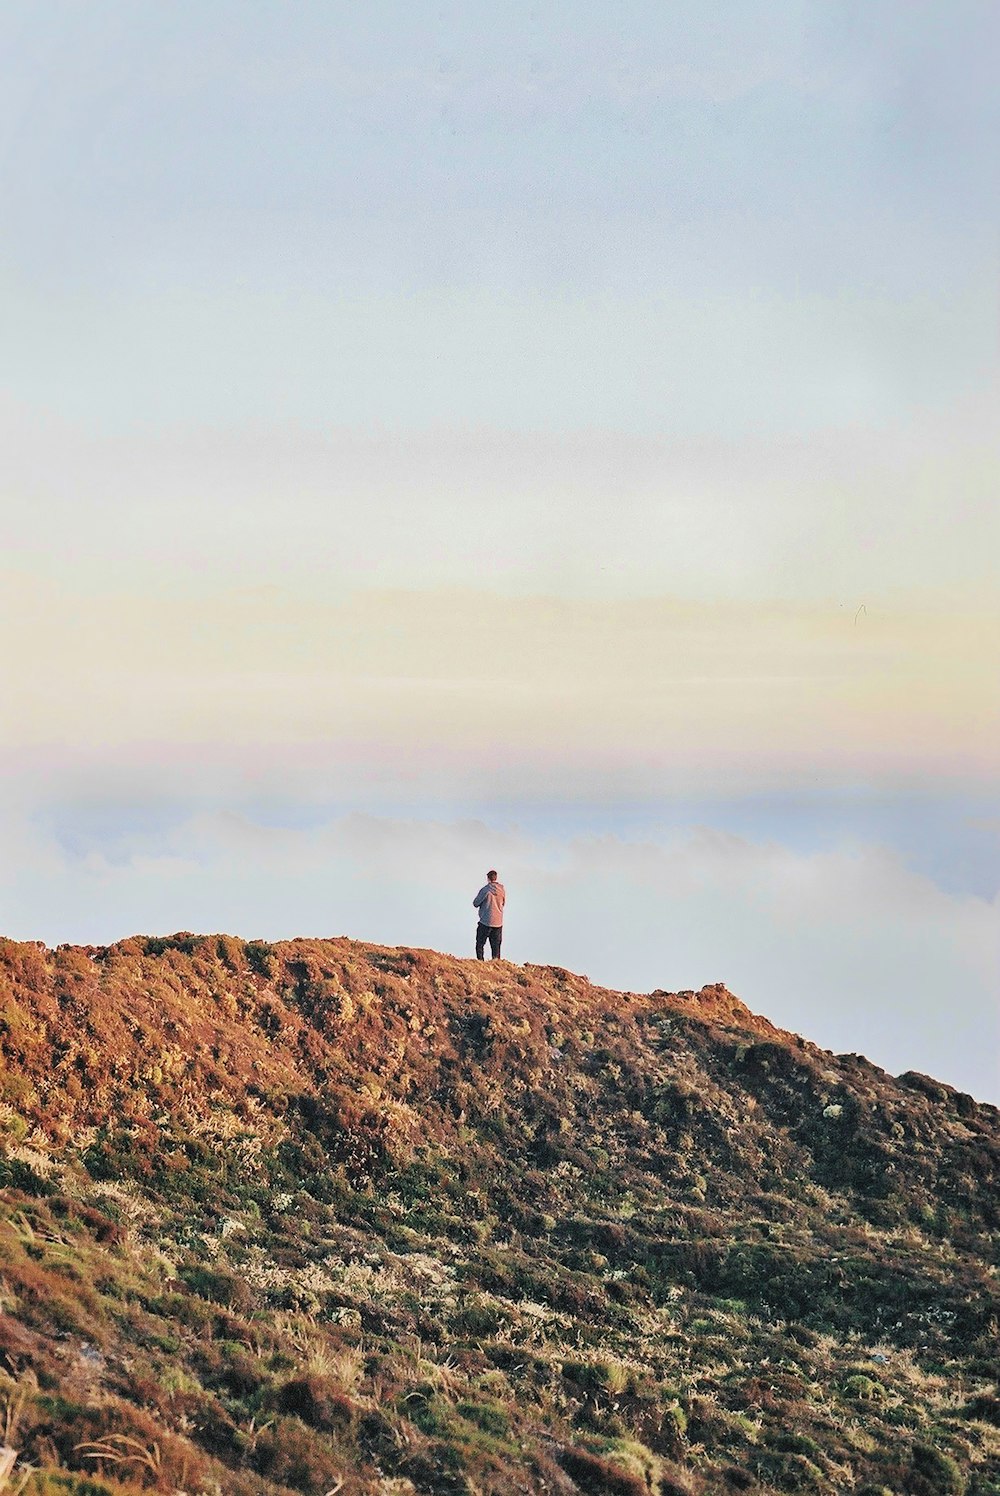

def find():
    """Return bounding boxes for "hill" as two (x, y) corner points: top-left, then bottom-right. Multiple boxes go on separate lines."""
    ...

(0, 933), (997, 1496)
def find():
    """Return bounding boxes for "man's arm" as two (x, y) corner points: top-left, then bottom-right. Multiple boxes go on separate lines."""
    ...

(473, 888), (485, 908)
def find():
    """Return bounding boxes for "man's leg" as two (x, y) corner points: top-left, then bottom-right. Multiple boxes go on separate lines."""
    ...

(476, 923), (489, 960)
(489, 925), (502, 959)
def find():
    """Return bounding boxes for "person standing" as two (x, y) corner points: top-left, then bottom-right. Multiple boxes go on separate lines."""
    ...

(473, 870), (505, 959)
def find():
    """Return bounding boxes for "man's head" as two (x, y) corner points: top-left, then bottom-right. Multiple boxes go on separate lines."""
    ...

(487, 869), (498, 882)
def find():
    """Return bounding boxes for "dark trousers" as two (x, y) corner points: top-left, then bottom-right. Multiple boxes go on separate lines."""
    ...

(476, 923), (502, 960)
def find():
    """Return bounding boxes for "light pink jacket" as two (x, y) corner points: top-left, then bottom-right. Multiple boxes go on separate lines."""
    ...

(473, 881), (506, 927)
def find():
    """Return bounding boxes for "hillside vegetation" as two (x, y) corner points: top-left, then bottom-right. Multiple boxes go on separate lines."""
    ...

(0, 934), (997, 1496)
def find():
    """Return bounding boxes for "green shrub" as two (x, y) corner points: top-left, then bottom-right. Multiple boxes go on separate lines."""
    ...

(276, 1374), (355, 1431)
(0, 1109), (28, 1140)
(665, 1402), (688, 1437)
(449, 1299), (509, 1338)
(457, 1399), (510, 1437)
(414, 1403), (454, 1438)
(754, 1450), (828, 1492)
(400, 1444), (472, 1495)
(768, 1430), (822, 1458)
(909, 1442), (966, 1496)
(0, 1156), (54, 1194)
(143, 934), (199, 956)
(562, 1360), (630, 1397)
(842, 1373), (887, 1402)
(178, 1265), (253, 1311)
(20, 1476), (123, 1495)
(962, 1394), (1000, 1426)
(245, 941), (276, 978)
(556, 1445), (647, 1496)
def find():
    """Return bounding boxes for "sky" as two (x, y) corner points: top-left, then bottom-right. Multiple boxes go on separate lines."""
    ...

(1, 2), (998, 1100)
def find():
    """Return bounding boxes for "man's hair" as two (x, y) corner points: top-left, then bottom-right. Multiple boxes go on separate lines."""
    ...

(487, 869), (498, 879)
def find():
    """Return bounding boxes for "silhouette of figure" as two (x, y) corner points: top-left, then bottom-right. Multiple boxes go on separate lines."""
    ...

(473, 870), (505, 959)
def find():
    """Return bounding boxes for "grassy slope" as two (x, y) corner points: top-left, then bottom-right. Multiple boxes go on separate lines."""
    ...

(0, 933), (997, 1496)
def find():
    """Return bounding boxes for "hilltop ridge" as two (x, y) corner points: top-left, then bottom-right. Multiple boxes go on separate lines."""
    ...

(0, 934), (997, 1496)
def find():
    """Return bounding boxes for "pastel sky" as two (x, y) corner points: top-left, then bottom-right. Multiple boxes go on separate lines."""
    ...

(2, 2), (998, 1099)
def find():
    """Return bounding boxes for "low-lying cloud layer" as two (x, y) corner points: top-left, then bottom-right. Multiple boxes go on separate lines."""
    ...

(3, 798), (996, 1104)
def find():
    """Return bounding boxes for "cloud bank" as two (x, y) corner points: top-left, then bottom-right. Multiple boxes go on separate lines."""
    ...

(3, 801), (996, 1105)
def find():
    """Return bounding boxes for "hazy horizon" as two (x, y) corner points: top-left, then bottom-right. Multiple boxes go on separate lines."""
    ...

(2, 2), (997, 1100)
